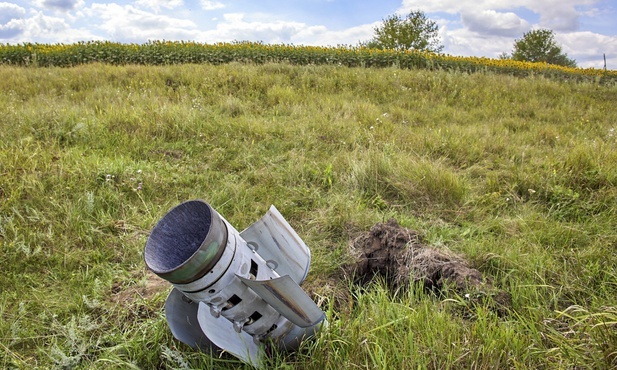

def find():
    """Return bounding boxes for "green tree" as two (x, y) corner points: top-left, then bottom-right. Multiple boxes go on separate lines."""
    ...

(509, 29), (577, 67)
(363, 11), (443, 53)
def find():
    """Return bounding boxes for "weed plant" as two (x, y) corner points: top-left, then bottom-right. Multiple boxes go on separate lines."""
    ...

(0, 63), (616, 369)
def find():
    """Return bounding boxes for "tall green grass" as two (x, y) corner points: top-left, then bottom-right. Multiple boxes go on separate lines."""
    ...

(1, 62), (616, 369)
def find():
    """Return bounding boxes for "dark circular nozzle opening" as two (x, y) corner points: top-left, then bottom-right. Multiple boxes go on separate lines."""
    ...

(145, 200), (227, 284)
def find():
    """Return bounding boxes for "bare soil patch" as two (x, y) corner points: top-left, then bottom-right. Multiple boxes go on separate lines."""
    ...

(110, 269), (169, 305)
(346, 219), (511, 314)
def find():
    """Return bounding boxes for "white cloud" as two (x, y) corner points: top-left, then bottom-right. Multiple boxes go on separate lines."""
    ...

(0, 19), (24, 39)
(192, 13), (377, 46)
(197, 13), (310, 43)
(396, 0), (615, 68)
(399, 0), (492, 15)
(0, 2), (26, 38)
(87, 3), (198, 42)
(0, 2), (26, 24)
(194, 13), (376, 46)
(134, 0), (184, 12)
(461, 10), (530, 37)
(440, 25), (514, 58)
(535, 4), (579, 31)
(400, 0), (598, 32)
(5, 11), (67, 40)
(557, 31), (617, 68)
(32, 0), (85, 12)
(293, 22), (378, 46)
(0, 9), (97, 42)
(201, 1), (225, 11)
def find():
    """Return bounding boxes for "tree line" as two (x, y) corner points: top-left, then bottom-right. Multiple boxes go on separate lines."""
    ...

(364, 11), (577, 68)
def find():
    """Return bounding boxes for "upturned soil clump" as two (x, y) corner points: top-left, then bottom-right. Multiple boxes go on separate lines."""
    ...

(347, 219), (511, 313)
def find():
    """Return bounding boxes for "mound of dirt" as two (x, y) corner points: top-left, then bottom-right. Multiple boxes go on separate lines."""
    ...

(347, 219), (510, 312)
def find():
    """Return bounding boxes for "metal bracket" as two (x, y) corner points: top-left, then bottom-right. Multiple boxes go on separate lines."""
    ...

(238, 275), (325, 328)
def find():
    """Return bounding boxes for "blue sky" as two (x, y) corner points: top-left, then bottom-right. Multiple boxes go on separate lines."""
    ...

(1, 0), (616, 68)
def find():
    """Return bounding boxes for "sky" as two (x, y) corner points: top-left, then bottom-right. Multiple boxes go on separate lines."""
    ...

(1, 0), (616, 69)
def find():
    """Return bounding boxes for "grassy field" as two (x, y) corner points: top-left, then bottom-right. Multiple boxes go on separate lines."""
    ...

(1, 62), (616, 369)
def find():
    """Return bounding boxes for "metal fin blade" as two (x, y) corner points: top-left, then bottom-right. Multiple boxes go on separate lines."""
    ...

(240, 205), (310, 284)
(239, 275), (325, 328)
(196, 302), (263, 367)
(164, 288), (216, 352)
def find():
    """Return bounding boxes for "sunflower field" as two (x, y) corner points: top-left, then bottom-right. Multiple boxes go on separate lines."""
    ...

(1, 40), (615, 83)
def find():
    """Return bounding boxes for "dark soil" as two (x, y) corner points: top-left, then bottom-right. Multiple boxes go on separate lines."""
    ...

(347, 219), (511, 314)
